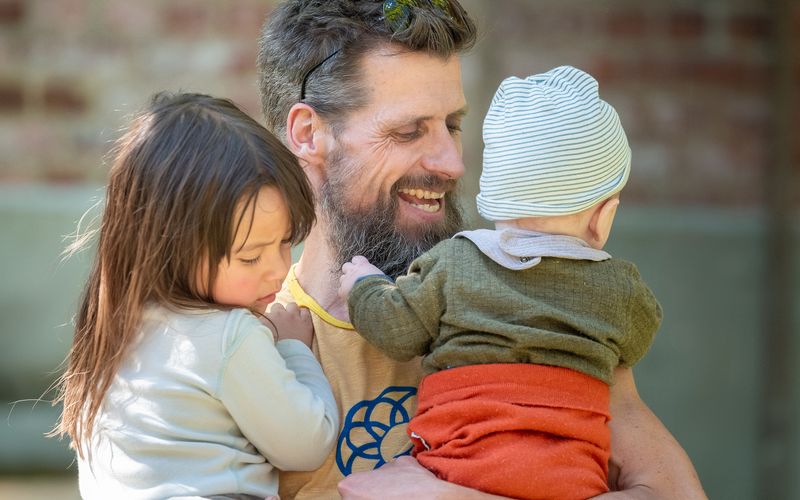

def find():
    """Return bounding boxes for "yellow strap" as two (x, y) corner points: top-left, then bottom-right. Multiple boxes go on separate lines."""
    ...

(286, 265), (354, 330)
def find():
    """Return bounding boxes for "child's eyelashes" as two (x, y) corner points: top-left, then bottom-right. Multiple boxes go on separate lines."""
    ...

(239, 256), (262, 266)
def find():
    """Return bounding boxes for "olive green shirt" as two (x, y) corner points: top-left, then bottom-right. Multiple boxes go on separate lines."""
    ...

(348, 237), (661, 384)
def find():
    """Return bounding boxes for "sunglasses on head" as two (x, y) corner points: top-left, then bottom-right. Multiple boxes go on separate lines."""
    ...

(383, 0), (452, 32)
(299, 0), (454, 102)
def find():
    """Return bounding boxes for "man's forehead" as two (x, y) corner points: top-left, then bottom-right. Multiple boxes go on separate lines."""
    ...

(358, 47), (466, 119)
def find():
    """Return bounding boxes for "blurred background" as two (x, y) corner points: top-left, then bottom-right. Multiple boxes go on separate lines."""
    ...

(1, 0), (798, 498)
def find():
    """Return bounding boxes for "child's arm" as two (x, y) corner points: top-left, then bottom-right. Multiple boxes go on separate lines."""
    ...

(339, 253), (445, 361)
(220, 312), (338, 471)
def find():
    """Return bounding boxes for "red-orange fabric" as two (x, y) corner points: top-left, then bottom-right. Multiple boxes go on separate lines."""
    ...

(409, 363), (611, 500)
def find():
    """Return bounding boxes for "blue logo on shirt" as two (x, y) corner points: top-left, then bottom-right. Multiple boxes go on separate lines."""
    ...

(336, 386), (417, 475)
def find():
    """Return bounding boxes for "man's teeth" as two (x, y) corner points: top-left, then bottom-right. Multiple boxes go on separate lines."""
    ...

(398, 188), (444, 213)
(398, 188), (445, 200)
(411, 203), (439, 213)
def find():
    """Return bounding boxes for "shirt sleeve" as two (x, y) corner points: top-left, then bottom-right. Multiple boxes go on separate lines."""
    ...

(347, 247), (447, 361)
(618, 264), (663, 367)
(218, 315), (338, 472)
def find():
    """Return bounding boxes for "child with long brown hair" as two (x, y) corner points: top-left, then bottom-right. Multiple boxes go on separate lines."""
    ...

(50, 92), (338, 499)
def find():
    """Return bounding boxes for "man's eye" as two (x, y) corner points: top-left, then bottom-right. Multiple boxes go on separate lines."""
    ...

(447, 122), (462, 134)
(395, 129), (421, 141)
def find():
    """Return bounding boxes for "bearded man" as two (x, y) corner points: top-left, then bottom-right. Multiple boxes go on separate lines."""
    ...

(257, 1), (705, 498)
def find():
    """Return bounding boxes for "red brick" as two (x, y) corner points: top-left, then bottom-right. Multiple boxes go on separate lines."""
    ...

(43, 81), (87, 114)
(794, 5), (800, 36)
(0, 0), (24, 24)
(101, 1), (158, 39)
(631, 58), (678, 82)
(163, 2), (209, 36)
(587, 58), (679, 85)
(586, 58), (624, 84)
(216, 2), (270, 40)
(728, 14), (771, 40)
(0, 80), (23, 112)
(43, 168), (88, 184)
(30, 0), (89, 33)
(681, 60), (769, 89)
(607, 11), (648, 38)
(227, 46), (258, 76)
(668, 11), (706, 39)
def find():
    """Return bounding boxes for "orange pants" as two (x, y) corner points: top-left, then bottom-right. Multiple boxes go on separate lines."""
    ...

(409, 364), (610, 500)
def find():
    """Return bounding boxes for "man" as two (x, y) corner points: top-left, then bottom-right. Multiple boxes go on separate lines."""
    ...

(257, 1), (705, 498)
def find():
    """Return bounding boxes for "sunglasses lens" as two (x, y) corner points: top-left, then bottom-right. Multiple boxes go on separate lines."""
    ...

(383, 0), (412, 32)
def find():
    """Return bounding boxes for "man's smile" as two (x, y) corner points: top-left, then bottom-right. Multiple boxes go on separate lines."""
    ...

(398, 188), (445, 213)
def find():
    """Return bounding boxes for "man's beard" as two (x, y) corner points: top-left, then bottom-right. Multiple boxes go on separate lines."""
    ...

(320, 151), (464, 280)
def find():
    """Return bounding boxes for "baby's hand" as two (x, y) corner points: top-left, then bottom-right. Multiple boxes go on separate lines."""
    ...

(339, 255), (385, 299)
(263, 302), (314, 348)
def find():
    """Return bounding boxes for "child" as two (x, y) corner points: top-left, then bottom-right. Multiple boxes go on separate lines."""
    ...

(51, 92), (339, 499)
(338, 66), (662, 500)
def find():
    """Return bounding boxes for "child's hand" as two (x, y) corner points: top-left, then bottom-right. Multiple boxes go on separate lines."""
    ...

(263, 302), (314, 348)
(339, 256), (385, 299)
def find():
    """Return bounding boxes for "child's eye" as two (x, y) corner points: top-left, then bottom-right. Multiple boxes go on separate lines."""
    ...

(239, 256), (261, 265)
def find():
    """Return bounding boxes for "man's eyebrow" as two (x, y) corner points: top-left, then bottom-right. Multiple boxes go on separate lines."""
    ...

(383, 106), (470, 128)
(448, 105), (469, 119)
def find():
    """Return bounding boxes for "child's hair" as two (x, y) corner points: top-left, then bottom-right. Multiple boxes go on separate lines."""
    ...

(50, 92), (315, 457)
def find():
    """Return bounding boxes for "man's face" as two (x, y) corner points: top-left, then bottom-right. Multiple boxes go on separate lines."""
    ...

(319, 48), (467, 278)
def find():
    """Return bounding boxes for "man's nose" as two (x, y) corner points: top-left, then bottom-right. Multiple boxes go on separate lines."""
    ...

(422, 127), (465, 181)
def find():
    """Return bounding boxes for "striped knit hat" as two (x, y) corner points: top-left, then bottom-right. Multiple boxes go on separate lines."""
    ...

(476, 65), (631, 221)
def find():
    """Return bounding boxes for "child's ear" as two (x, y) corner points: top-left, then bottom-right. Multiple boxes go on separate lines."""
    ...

(588, 196), (620, 249)
(285, 103), (332, 173)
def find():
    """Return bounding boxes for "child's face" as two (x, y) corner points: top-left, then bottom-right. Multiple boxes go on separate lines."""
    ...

(212, 185), (293, 312)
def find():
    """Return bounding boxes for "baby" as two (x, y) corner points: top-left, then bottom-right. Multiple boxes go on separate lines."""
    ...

(339, 66), (662, 500)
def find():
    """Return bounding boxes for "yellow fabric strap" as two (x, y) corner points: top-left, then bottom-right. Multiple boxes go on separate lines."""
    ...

(286, 265), (354, 330)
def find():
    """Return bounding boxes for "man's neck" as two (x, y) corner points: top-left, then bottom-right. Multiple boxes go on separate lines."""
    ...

(293, 226), (351, 322)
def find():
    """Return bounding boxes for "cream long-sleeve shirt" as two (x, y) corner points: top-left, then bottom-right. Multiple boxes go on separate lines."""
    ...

(78, 304), (338, 499)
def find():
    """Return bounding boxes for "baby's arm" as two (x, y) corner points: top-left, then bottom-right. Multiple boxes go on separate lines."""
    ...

(339, 255), (387, 297)
(221, 313), (338, 471)
(340, 254), (443, 361)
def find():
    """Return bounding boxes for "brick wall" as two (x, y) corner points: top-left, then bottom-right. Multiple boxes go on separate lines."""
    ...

(1, 0), (798, 207)
(1, 0), (797, 208)
(0, 0), (270, 183)
(460, 0), (799, 208)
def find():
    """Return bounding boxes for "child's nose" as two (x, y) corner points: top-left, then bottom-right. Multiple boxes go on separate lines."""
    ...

(266, 250), (291, 281)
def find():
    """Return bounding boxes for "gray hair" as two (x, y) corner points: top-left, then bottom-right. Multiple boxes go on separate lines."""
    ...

(257, 0), (477, 141)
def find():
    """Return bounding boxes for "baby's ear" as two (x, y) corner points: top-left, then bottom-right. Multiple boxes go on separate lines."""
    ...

(588, 196), (620, 249)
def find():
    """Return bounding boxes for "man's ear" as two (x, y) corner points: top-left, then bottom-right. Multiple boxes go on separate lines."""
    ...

(587, 196), (620, 249)
(286, 102), (330, 171)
